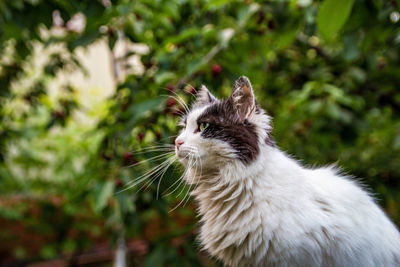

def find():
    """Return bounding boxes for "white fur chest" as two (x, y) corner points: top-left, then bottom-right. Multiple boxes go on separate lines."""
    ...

(193, 177), (266, 266)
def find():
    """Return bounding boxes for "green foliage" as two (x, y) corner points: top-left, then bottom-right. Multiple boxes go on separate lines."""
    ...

(0, 0), (400, 265)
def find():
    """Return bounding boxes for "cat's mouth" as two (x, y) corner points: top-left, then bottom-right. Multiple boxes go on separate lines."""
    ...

(176, 149), (190, 159)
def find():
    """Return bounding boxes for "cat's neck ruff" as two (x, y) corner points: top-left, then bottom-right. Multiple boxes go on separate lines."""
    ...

(194, 144), (304, 187)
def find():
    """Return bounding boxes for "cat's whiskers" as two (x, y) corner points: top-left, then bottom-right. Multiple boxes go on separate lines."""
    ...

(119, 88), (192, 197)
(128, 148), (174, 157)
(119, 153), (175, 193)
(154, 135), (178, 144)
(173, 110), (187, 117)
(140, 155), (176, 193)
(169, 153), (199, 212)
(129, 144), (175, 155)
(120, 125), (202, 211)
(184, 153), (203, 207)
(166, 88), (191, 113)
(166, 149), (197, 198)
(162, 152), (192, 196)
(169, 146), (202, 212)
(184, 83), (197, 95)
(176, 160), (197, 210)
(132, 157), (174, 192)
(161, 94), (189, 115)
(182, 153), (202, 208)
(124, 151), (174, 168)
(155, 155), (178, 199)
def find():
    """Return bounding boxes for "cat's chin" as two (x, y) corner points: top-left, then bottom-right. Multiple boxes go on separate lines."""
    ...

(175, 150), (190, 163)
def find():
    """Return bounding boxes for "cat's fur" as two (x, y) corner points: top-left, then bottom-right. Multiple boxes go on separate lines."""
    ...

(175, 76), (400, 267)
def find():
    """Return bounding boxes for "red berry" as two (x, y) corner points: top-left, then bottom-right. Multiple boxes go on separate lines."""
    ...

(257, 12), (265, 25)
(155, 131), (162, 140)
(378, 58), (387, 69)
(122, 101), (129, 111)
(115, 178), (123, 188)
(172, 107), (186, 117)
(137, 133), (145, 142)
(257, 29), (266, 35)
(167, 98), (176, 107)
(184, 85), (197, 95)
(267, 20), (275, 30)
(211, 64), (222, 77)
(123, 152), (132, 161)
(166, 84), (175, 93)
(189, 87), (197, 95)
(53, 110), (65, 118)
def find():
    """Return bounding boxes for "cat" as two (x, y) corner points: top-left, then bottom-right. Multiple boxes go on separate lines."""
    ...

(174, 76), (400, 267)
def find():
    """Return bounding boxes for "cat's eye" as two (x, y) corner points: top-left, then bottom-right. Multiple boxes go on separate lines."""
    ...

(199, 122), (209, 132)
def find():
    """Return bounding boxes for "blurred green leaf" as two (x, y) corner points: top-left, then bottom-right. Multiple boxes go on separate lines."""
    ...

(145, 245), (165, 267)
(95, 180), (115, 212)
(317, 0), (355, 40)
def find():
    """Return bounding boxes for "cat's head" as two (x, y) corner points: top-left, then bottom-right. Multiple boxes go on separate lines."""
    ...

(175, 76), (272, 172)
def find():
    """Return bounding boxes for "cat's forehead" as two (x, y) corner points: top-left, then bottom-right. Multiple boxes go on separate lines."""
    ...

(186, 100), (236, 125)
(183, 105), (209, 125)
(190, 105), (209, 119)
(197, 100), (237, 124)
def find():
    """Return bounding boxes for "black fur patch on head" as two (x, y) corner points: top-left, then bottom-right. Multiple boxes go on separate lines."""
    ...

(196, 101), (260, 164)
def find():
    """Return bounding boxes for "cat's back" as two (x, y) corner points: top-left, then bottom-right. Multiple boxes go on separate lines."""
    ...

(274, 166), (400, 266)
(253, 149), (400, 266)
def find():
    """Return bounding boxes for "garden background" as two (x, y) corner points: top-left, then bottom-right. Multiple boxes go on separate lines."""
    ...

(1, 0), (399, 266)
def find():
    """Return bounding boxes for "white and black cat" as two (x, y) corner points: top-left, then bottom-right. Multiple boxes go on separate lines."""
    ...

(174, 76), (400, 266)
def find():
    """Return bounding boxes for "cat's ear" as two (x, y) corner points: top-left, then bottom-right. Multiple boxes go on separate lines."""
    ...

(228, 76), (256, 121)
(194, 85), (217, 106)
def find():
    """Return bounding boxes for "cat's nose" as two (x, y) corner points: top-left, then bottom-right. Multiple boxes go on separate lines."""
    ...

(175, 139), (184, 150)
